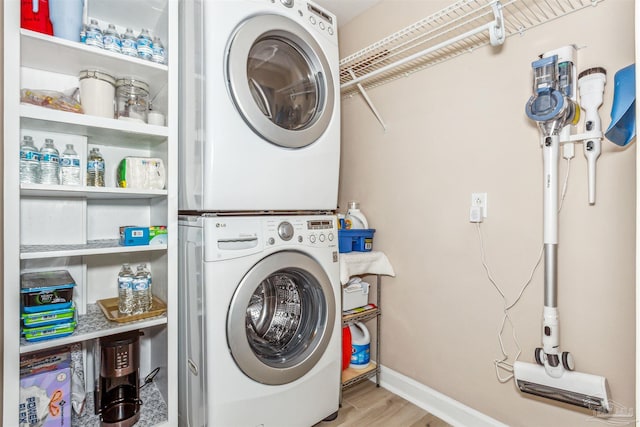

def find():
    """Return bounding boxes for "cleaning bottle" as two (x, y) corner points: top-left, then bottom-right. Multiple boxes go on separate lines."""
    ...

(349, 321), (371, 369)
(342, 325), (352, 371)
(345, 201), (369, 229)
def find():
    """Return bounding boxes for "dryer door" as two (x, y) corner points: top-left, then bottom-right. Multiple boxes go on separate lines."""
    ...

(227, 250), (336, 385)
(226, 14), (335, 148)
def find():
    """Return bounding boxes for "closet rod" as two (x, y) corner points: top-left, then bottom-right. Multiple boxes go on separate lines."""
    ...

(341, 1), (505, 91)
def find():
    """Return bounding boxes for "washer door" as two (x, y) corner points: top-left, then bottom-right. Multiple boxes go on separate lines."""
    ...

(227, 251), (336, 385)
(226, 14), (335, 148)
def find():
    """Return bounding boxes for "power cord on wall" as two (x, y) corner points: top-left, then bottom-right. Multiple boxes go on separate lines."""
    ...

(475, 223), (542, 382)
(476, 157), (572, 383)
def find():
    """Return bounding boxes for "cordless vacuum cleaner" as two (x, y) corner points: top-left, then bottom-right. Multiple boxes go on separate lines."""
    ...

(516, 47), (611, 413)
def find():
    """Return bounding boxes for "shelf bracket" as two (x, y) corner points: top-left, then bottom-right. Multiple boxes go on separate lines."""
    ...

(347, 68), (387, 131)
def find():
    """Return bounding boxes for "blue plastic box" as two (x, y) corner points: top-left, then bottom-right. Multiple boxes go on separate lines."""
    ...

(338, 229), (376, 253)
(22, 304), (76, 328)
(119, 226), (149, 246)
(20, 271), (75, 314)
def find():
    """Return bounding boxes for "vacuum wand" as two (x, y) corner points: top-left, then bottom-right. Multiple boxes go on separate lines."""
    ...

(518, 50), (611, 414)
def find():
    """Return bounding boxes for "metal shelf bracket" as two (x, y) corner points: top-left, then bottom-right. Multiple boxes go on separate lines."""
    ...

(347, 68), (387, 131)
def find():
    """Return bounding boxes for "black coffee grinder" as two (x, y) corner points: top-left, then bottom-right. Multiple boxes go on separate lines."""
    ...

(95, 330), (142, 426)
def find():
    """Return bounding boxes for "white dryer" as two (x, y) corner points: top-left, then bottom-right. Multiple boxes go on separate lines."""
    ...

(179, 0), (340, 212)
(178, 214), (341, 426)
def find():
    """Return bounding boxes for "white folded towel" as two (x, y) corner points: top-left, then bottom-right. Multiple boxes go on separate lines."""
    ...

(339, 251), (395, 285)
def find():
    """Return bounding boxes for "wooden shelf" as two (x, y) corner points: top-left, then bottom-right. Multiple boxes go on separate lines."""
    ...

(342, 307), (379, 325)
(21, 183), (167, 199)
(20, 240), (167, 259)
(21, 29), (167, 94)
(342, 362), (378, 389)
(20, 302), (167, 354)
(20, 104), (168, 146)
(74, 377), (168, 426)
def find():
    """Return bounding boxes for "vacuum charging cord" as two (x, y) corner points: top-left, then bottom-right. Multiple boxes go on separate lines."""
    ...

(476, 158), (572, 383)
(475, 223), (543, 382)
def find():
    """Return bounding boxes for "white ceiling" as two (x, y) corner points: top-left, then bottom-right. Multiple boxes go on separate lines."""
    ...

(313, 0), (382, 28)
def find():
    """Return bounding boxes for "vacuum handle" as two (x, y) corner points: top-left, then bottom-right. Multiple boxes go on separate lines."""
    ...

(542, 134), (560, 245)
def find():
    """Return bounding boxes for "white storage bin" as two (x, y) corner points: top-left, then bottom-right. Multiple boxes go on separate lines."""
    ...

(343, 279), (370, 311)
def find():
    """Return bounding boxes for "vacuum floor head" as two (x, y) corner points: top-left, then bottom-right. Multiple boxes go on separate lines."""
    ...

(514, 361), (610, 413)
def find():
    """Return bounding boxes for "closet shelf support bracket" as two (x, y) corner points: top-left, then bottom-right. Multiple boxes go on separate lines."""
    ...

(347, 68), (387, 131)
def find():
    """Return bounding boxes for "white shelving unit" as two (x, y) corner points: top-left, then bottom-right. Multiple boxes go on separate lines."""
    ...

(3, 1), (178, 426)
(339, 0), (605, 129)
(340, 0), (605, 96)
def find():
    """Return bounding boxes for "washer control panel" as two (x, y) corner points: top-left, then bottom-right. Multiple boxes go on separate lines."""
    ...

(264, 216), (336, 248)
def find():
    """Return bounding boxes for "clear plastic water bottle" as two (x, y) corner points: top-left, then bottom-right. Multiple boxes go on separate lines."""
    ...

(136, 28), (153, 61)
(118, 263), (135, 315)
(121, 28), (138, 57)
(87, 147), (105, 187)
(85, 19), (104, 49)
(39, 138), (60, 185)
(151, 36), (166, 64)
(80, 24), (87, 44)
(133, 264), (150, 314)
(60, 144), (81, 186)
(103, 23), (122, 53)
(141, 263), (153, 309)
(20, 135), (40, 184)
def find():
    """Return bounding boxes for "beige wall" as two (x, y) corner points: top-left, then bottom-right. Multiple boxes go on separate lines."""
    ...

(1, 0), (4, 420)
(338, 1), (635, 426)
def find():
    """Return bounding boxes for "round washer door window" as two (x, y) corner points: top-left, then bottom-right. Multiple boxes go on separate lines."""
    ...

(227, 251), (336, 385)
(226, 14), (335, 148)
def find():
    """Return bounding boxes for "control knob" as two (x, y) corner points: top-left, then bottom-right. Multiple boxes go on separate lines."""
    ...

(278, 221), (294, 241)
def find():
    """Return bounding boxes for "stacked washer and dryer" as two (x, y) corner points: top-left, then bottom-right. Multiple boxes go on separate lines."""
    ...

(178, 1), (342, 426)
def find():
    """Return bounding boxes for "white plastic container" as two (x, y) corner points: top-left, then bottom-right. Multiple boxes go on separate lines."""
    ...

(343, 279), (370, 311)
(79, 70), (116, 118)
(349, 322), (371, 369)
(346, 201), (369, 229)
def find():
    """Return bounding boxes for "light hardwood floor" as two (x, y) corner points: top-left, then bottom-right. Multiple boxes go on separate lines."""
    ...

(315, 381), (453, 427)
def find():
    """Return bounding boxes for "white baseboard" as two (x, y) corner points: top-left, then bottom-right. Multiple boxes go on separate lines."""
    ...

(377, 365), (508, 427)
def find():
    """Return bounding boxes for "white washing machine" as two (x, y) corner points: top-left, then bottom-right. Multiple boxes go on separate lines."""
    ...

(179, 0), (341, 212)
(178, 214), (341, 426)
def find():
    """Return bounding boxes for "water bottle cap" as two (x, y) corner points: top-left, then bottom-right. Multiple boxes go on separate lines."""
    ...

(66, 144), (73, 149)
(348, 201), (360, 210)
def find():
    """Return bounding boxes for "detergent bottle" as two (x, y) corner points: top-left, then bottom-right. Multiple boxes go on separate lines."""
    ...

(349, 321), (371, 369)
(342, 325), (351, 371)
(345, 201), (369, 229)
(21, 0), (54, 35)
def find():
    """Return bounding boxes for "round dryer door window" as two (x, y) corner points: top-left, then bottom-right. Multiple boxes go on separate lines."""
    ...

(227, 251), (336, 385)
(226, 14), (335, 148)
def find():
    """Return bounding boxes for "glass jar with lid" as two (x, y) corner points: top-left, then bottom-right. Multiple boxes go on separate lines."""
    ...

(115, 78), (150, 123)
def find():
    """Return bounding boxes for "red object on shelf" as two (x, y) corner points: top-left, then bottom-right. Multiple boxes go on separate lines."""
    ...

(342, 325), (352, 371)
(21, 0), (54, 35)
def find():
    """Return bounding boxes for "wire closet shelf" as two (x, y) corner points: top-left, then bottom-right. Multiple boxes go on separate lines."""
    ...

(339, 0), (604, 98)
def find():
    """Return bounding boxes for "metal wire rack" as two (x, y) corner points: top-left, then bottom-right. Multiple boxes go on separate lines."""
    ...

(339, 0), (604, 101)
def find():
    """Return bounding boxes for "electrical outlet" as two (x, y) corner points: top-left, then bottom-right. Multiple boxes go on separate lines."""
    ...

(471, 193), (488, 218)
